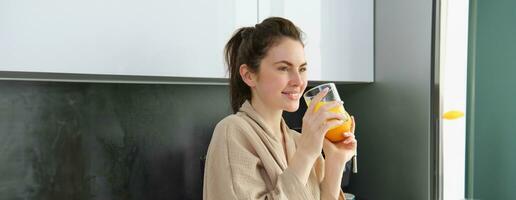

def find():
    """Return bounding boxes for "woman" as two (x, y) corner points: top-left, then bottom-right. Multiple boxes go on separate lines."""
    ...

(203, 17), (357, 200)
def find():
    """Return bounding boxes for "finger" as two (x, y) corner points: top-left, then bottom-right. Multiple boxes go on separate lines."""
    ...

(342, 136), (357, 145)
(306, 87), (329, 114)
(350, 116), (356, 133)
(312, 102), (343, 122)
(322, 120), (344, 133)
(319, 111), (346, 122)
(318, 120), (329, 136)
(322, 139), (334, 154)
(345, 134), (355, 141)
(317, 100), (342, 114)
(342, 131), (353, 138)
(323, 138), (332, 148)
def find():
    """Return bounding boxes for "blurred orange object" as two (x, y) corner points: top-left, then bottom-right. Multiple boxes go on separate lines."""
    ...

(443, 110), (464, 120)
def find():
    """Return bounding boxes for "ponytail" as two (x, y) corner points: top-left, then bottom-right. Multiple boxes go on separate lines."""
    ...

(225, 27), (255, 113)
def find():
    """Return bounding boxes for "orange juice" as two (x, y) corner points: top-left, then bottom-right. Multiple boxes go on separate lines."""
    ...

(311, 101), (352, 142)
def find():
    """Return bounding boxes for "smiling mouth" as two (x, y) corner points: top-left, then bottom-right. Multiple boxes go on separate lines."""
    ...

(282, 92), (301, 100)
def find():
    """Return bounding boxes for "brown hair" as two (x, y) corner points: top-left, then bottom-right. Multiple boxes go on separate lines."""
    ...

(224, 17), (304, 113)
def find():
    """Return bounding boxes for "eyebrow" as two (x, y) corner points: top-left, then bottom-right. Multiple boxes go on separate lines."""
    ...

(273, 60), (307, 67)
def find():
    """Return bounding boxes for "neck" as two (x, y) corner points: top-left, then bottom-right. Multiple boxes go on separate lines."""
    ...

(249, 98), (283, 135)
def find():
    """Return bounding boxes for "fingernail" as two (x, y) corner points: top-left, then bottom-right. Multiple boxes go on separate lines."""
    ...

(323, 88), (329, 92)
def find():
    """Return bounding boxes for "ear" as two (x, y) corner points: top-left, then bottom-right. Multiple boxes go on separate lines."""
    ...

(239, 64), (257, 87)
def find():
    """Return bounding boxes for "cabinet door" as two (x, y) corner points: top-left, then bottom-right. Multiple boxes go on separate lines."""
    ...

(258, 0), (374, 82)
(0, 0), (257, 79)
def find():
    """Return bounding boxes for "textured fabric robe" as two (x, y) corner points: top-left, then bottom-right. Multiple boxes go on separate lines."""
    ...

(203, 101), (345, 200)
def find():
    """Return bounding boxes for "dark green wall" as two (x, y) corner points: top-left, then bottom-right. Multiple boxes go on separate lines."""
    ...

(467, 0), (516, 199)
(0, 81), (231, 200)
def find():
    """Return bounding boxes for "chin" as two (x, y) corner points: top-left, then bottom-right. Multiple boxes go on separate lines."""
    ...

(283, 102), (300, 112)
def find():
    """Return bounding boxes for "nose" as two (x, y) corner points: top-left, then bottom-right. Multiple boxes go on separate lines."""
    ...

(289, 71), (303, 86)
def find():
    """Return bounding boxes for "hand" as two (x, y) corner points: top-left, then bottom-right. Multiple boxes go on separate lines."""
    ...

(298, 88), (347, 159)
(289, 89), (348, 186)
(322, 116), (357, 165)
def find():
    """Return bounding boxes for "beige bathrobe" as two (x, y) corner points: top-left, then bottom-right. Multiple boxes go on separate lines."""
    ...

(203, 101), (345, 200)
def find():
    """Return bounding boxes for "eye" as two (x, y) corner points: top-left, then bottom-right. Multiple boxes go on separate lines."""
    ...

(278, 66), (289, 71)
(299, 67), (307, 72)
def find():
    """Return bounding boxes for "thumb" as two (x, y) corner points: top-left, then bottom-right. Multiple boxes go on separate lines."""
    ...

(322, 138), (333, 149)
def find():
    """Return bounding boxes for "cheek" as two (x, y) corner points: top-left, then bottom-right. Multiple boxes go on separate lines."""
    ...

(300, 76), (308, 90)
(261, 75), (289, 91)
(265, 80), (288, 94)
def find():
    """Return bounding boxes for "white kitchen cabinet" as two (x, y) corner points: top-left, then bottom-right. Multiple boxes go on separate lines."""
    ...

(0, 0), (257, 79)
(258, 0), (374, 82)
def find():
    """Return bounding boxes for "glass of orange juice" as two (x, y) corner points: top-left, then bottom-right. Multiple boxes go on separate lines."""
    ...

(303, 83), (352, 143)
(304, 83), (358, 173)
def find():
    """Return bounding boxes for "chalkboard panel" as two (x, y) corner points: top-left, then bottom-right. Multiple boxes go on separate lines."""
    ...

(0, 81), (232, 200)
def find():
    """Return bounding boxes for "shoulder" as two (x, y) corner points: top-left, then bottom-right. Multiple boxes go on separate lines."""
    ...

(208, 114), (258, 159)
(211, 114), (251, 143)
(214, 114), (248, 133)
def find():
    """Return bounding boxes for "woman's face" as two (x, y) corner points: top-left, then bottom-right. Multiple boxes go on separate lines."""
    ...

(252, 37), (308, 112)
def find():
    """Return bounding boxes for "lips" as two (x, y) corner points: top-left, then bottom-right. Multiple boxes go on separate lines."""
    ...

(282, 91), (301, 100)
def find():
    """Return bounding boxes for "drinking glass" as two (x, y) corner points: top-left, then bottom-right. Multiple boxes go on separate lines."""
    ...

(303, 83), (351, 142)
(303, 83), (357, 173)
